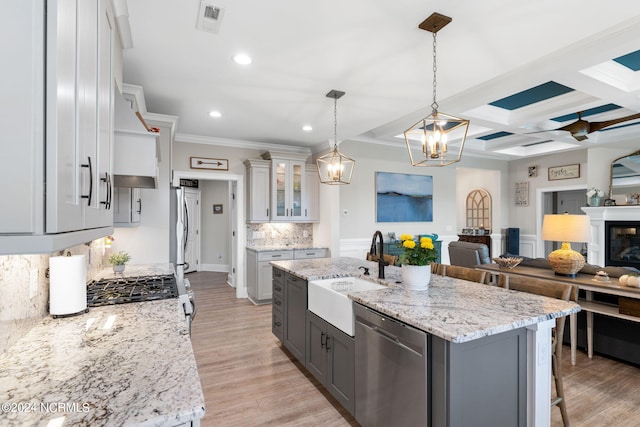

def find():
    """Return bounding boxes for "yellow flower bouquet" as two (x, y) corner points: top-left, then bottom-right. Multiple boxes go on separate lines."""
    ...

(398, 234), (438, 266)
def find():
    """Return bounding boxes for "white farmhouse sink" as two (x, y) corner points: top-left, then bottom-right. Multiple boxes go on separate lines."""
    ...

(308, 277), (386, 336)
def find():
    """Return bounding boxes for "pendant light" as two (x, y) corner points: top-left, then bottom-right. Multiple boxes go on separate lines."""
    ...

(316, 90), (355, 185)
(404, 13), (469, 167)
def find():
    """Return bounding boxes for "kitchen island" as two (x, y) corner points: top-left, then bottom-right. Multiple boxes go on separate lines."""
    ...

(271, 257), (580, 427)
(0, 295), (204, 426)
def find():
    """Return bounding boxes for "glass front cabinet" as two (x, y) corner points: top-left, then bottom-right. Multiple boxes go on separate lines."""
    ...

(271, 158), (306, 221)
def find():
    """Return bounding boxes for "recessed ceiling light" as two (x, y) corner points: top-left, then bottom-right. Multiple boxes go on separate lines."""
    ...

(232, 53), (252, 65)
(209, 110), (222, 118)
(302, 125), (313, 132)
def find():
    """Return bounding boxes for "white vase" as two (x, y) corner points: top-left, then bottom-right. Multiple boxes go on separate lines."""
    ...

(112, 264), (125, 274)
(401, 264), (431, 290)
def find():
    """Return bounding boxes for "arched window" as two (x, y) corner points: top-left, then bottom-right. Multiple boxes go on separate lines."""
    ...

(466, 189), (491, 231)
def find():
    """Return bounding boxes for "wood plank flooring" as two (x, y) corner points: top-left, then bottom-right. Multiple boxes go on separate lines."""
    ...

(188, 271), (640, 426)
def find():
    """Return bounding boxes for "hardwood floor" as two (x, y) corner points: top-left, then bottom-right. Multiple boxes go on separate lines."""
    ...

(188, 271), (640, 426)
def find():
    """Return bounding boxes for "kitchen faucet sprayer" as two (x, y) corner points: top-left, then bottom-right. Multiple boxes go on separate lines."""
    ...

(370, 230), (387, 279)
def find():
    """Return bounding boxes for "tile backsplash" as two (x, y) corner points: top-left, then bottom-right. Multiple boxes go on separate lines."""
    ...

(0, 240), (108, 355)
(246, 223), (313, 247)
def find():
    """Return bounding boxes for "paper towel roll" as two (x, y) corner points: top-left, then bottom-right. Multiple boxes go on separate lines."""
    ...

(49, 254), (88, 316)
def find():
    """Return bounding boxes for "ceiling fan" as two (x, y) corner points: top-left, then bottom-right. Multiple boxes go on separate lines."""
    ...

(532, 111), (640, 141)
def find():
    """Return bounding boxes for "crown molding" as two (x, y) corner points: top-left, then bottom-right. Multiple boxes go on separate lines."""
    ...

(175, 133), (312, 156)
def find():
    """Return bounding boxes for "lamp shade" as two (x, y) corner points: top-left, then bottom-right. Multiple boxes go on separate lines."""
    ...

(542, 214), (589, 243)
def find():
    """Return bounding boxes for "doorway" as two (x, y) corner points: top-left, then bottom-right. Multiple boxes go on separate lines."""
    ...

(184, 188), (201, 273)
(173, 170), (246, 299)
(536, 184), (587, 258)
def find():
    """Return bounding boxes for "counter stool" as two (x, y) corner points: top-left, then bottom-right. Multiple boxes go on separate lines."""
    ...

(499, 275), (577, 427)
(440, 264), (488, 284)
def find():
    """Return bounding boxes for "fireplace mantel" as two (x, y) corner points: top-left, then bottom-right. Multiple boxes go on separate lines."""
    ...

(582, 206), (640, 266)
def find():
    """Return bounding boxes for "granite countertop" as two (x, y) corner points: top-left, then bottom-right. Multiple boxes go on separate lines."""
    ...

(270, 257), (397, 283)
(271, 257), (580, 343)
(246, 245), (329, 252)
(95, 263), (175, 281)
(0, 299), (204, 426)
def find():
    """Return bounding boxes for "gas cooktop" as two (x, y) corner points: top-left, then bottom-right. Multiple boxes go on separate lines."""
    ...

(87, 274), (178, 307)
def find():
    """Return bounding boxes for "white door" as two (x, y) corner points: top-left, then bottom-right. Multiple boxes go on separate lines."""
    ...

(184, 188), (201, 273)
(228, 181), (238, 287)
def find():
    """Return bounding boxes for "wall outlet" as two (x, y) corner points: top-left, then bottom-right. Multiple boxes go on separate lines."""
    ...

(253, 231), (265, 239)
(29, 269), (38, 299)
(303, 230), (309, 238)
(446, 225), (453, 231)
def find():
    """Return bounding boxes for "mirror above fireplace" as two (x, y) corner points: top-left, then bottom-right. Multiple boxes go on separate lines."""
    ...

(610, 150), (640, 199)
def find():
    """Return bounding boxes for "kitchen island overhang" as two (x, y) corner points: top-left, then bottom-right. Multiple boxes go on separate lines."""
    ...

(271, 257), (580, 427)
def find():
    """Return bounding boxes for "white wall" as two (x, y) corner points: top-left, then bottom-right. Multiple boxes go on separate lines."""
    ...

(507, 149), (588, 236)
(335, 140), (509, 252)
(112, 121), (172, 264)
(200, 180), (230, 270)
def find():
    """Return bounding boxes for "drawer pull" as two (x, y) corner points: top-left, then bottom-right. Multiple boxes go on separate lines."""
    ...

(274, 286), (282, 292)
(271, 255), (282, 258)
(274, 300), (282, 306)
(274, 321), (281, 327)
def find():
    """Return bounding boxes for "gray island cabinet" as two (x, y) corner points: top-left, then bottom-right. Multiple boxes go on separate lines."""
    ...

(270, 258), (579, 427)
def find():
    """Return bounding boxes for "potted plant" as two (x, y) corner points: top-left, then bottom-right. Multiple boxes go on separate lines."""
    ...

(398, 234), (438, 290)
(108, 251), (131, 274)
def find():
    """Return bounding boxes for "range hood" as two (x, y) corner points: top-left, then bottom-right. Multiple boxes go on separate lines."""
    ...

(113, 88), (159, 188)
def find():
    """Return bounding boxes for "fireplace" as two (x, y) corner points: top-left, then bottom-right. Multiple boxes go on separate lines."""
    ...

(583, 206), (640, 267)
(605, 221), (640, 269)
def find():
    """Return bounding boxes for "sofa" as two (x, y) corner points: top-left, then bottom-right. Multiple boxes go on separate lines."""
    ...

(448, 241), (492, 268)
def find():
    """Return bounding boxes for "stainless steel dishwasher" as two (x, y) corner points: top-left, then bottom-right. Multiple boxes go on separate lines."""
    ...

(354, 303), (429, 427)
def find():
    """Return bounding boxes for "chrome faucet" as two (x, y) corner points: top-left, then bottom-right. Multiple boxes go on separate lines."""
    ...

(370, 230), (387, 279)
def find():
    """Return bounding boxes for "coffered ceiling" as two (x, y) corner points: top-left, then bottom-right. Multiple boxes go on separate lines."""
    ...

(122, 0), (640, 160)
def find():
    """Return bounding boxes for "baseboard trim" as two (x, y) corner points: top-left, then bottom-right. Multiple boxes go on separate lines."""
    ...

(200, 263), (230, 273)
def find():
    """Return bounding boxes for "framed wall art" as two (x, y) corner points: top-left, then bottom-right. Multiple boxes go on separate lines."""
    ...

(548, 164), (580, 181)
(213, 204), (223, 214)
(375, 171), (433, 222)
(528, 166), (537, 178)
(190, 157), (229, 171)
(515, 182), (529, 206)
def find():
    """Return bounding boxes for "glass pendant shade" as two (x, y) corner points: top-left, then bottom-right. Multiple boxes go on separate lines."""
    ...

(404, 111), (469, 167)
(316, 144), (355, 185)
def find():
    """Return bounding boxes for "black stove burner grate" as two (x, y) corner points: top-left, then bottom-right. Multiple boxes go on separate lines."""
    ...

(87, 274), (178, 307)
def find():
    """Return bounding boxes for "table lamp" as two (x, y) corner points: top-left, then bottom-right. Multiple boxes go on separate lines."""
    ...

(542, 213), (589, 277)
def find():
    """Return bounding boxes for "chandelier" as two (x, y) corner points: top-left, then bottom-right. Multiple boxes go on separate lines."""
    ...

(404, 13), (469, 167)
(316, 90), (355, 184)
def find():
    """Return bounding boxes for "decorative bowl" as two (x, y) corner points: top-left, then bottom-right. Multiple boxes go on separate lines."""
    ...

(492, 257), (523, 269)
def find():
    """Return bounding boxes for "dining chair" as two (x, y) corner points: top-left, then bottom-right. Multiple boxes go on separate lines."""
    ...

(366, 253), (399, 267)
(431, 262), (442, 274)
(498, 275), (577, 427)
(439, 264), (488, 284)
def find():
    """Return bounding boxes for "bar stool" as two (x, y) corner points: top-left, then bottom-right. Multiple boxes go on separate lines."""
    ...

(499, 275), (577, 427)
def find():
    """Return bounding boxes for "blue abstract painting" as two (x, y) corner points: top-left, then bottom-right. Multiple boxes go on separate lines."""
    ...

(376, 172), (433, 222)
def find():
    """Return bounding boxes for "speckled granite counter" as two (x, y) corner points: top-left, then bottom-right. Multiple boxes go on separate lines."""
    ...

(95, 262), (175, 280)
(0, 299), (204, 426)
(247, 245), (329, 252)
(270, 256), (396, 283)
(271, 257), (580, 343)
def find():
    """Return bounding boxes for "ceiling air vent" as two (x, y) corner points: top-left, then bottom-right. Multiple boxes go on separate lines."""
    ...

(196, 1), (225, 34)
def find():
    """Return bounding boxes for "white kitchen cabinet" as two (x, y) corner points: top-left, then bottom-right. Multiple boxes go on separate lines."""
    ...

(0, 0), (116, 254)
(244, 159), (271, 223)
(246, 249), (294, 304)
(294, 248), (328, 259)
(113, 187), (142, 226)
(304, 164), (320, 222)
(263, 152), (308, 222)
